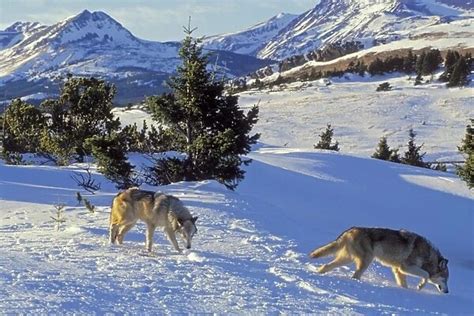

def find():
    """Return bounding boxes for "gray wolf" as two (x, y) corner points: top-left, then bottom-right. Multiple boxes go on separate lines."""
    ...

(309, 227), (449, 293)
(109, 188), (198, 252)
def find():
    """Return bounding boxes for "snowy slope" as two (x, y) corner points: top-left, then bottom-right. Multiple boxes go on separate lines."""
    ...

(249, 16), (474, 86)
(257, 0), (472, 60)
(0, 145), (473, 313)
(113, 72), (472, 163)
(203, 13), (297, 56)
(0, 22), (46, 50)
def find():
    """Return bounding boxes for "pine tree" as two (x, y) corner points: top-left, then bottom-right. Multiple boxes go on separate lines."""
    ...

(457, 119), (474, 188)
(447, 56), (470, 87)
(40, 76), (120, 162)
(372, 136), (399, 162)
(402, 50), (416, 73)
(421, 49), (442, 75)
(85, 133), (136, 189)
(314, 124), (340, 151)
(2, 99), (45, 157)
(146, 23), (259, 189)
(401, 129), (428, 168)
(439, 50), (460, 82)
(415, 52), (426, 76)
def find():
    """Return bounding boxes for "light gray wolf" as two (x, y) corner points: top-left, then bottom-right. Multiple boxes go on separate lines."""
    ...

(309, 227), (449, 293)
(109, 188), (198, 252)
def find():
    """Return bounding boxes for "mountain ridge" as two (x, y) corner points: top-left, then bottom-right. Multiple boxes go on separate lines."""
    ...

(0, 10), (272, 104)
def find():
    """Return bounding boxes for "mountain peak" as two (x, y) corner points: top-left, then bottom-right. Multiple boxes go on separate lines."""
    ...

(67, 9), (118, 26)
(4, 21), (45, 33)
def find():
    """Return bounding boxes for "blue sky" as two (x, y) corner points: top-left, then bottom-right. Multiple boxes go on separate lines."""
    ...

(0, 0), (316, 41)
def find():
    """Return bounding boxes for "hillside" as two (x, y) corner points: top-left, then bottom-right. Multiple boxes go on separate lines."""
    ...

(204, 0), (473, 60)
(1, 146), (473, 313)
(269, 17), (474, 82)
(115, 72), (472, 163)
(203, 13), (297, 56)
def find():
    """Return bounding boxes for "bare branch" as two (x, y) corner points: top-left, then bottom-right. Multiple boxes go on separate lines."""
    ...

(71, 166), (101, 194)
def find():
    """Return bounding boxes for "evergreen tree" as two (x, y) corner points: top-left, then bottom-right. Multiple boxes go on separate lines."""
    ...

(457, 119), (474, 188)
(439, 50), (460, 82)
(146, 24), (259, 189)
(314, 124), (340, 151)
(372, 136), (400, 162)
(447, 56), (470, 87)
(39, 127), (76, 165)
(40, 76), (120, 162)
(372, 137), (391, 160)
(421, 49), (442, 75)
(401, 129), (428, 168)
(2, 99), (45, 159)
(86, 133), (136, 189)
(402, 50), (416, 73)
(415, 51), (426, 75)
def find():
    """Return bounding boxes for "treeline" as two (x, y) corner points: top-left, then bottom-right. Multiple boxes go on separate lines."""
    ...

(231, 49), (472, 92)
(0, 28), (260, 190)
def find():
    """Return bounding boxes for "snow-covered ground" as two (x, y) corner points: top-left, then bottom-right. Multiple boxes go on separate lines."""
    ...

(117, 73), (473, 161)
(1, 145), (473, 313)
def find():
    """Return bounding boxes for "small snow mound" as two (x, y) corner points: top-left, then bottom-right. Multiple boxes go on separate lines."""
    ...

(268, 267), (297, 282)
(297, 281), (329, 295)
(187, 252), (206, 262)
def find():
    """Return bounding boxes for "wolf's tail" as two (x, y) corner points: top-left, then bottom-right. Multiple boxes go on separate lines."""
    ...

(309, 240), (341, 259)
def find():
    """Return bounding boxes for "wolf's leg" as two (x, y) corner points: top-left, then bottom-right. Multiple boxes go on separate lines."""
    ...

(318, 257), (351, 274)
(398, 265), (430, 290)
(352, 255), (373, 280)
(417, 278), (428, 290)
(146, 223), (156, 252)
(117, 223), (135, 244)
(164, 227), (181, 253)
(392, 267), (407, 288)
(109, 224), (119, 244)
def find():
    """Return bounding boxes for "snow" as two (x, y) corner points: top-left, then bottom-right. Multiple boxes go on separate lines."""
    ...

(1, 2), (473, 313)
(255, 0), (472, 60)
(1, 144), (473, 313)
(1, 72), (474, 312)
(203, 13), (298, 56)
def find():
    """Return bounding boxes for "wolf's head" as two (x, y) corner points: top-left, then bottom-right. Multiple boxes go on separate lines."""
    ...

(429, 257), (449, 294)
(177, 216), (198, 249)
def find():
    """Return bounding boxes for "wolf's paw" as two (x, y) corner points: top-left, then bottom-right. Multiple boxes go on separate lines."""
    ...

(417, 280), (426, 290)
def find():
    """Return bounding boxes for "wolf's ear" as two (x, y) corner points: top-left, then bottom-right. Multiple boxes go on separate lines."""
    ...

(439, 258), (448, 269)
(191, 216), (198, 224)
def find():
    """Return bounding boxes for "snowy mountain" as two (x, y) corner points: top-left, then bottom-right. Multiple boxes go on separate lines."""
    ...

(206, 0), (472, 60)
(0, 10), (272, 104)
(203, 13), (297, 56)
(0, 21), (46, 50)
